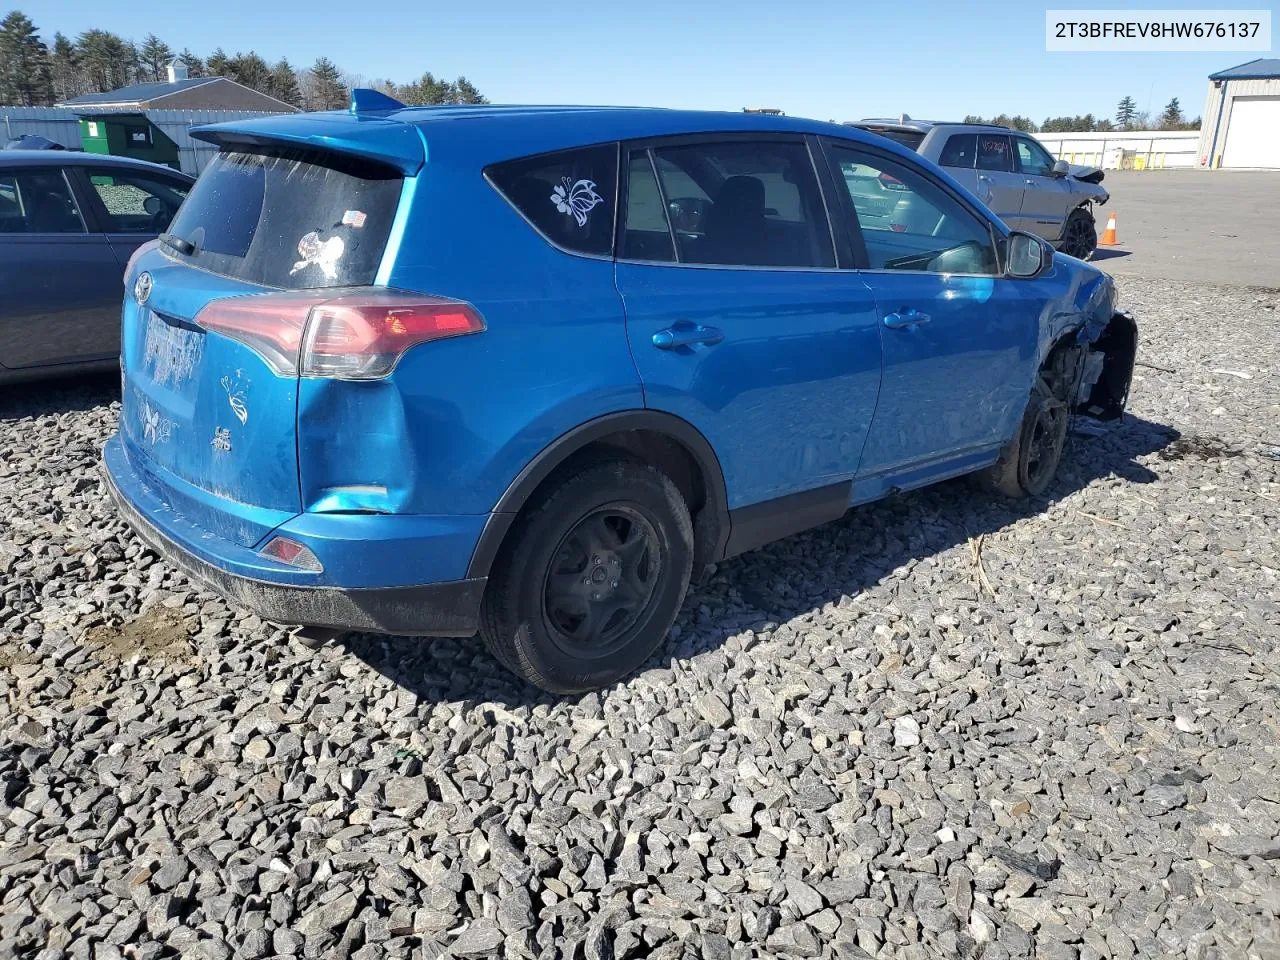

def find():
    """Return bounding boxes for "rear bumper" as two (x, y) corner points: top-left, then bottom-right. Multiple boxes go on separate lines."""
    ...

(102, 436), (485, 636)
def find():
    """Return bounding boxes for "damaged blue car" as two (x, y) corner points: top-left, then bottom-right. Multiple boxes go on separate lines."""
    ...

(102, 93), (1137, 693)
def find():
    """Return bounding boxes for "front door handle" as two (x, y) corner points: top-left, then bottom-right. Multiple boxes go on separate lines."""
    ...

(883, 308), (931, 330)
(652, 321), (724, 350)
(1025, 178), (1035, 185)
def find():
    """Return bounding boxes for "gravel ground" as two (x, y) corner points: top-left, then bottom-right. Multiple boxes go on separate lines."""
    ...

(2, 275), (1278, 960)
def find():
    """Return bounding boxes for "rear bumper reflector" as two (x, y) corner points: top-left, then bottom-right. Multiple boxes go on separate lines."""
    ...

(103, 461), (485, 636)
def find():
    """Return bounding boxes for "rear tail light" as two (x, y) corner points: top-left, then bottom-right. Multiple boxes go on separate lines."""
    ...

(194, 289), (484, 379)
(259, 536), (323, 572)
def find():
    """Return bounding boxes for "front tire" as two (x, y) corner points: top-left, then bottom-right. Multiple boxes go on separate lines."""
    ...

(480, 458), (693, 693)
(983, 369), (1071, 498)
(1059, 207), (1097, 260)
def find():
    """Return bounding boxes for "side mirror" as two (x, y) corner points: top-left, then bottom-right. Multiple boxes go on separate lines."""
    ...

(1006, 231), (1050, 278)
(1051, 160), (1070, 178)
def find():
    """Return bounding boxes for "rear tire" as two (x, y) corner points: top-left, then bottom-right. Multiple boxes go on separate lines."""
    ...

(1059, 207), (1097, 261)
(479, 458), (693, 694)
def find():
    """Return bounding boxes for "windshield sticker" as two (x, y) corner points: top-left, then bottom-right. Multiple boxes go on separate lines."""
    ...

(220, 373), (249, 426)
(143, 311), (202, 387)
(551, 178), (604, 227)
(342, 209), (367, 228)
(140, 399), (174, 446)
(291, 231), (346, 280)
(211, 427), (232, 454)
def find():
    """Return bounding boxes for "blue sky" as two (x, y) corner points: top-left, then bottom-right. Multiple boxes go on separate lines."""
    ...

(31, 0), (1274, 123)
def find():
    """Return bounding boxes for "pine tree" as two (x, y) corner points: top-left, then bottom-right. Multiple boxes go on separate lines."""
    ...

(228, 51), (272, 92)
(452, 76), (487, 105)
(1115, 95), (1137, 128)
(307, 57), (347, 110)
(1160, 97), (1184, 129)
(49, 31), (80, 101)
(139, 33), (174, 81)
(178, 49), (205, 78)
(269, 58), (302, 107)
(206, 47), (233, 78)
(0, 11), (55, 106)
(76, 29), (135, 92)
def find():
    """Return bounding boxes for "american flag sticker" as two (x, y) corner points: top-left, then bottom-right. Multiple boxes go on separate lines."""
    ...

(342, 209), (368, 228)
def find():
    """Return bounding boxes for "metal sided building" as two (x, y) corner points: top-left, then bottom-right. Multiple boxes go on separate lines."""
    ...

(1198, 59), (1280, 169)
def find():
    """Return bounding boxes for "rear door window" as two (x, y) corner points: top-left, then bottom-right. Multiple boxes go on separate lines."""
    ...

(621, 149), (676, 262)
(164, 148), (402, 288)
(643, 139), (834, 268)
(938, 134), (976, 169)
(976, 135), (1013, 172)
(487, 144), (618, 256)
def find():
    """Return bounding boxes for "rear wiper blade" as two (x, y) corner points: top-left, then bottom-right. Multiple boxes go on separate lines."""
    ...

(159, 232), (196, 256)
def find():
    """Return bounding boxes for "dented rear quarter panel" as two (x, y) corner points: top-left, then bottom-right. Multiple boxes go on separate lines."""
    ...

(297, 144), (643, 518)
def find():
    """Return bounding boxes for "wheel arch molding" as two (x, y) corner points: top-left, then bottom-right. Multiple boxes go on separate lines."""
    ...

(464, 410), (731, 580)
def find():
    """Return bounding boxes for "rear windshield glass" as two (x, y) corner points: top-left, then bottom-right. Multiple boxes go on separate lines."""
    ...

(165, 147), (402, 288)
(862, 128), (925, 151)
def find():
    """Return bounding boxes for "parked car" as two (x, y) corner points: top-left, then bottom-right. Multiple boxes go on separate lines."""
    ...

(103, 95), (1137, 693)
(0, 151), (193, 384)
(847, 118), (1109, 260)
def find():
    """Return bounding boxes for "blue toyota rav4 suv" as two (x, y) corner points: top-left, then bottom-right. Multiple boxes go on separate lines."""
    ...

(103, 92), (1136, 693)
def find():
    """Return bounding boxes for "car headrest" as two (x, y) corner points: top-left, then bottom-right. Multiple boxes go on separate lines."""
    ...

(714, 176), (766, 221)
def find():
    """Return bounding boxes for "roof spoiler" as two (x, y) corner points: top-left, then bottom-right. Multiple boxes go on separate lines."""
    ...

(191, 109), (425, 175)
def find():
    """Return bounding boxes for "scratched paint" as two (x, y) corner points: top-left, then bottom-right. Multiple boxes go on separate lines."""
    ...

(142, 311), (203, 387)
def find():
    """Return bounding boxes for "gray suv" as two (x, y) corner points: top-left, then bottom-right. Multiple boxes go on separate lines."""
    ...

(847, 118), (1109, 260)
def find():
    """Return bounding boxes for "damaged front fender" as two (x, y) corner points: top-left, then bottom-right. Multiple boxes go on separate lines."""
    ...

(1074, 310), (1137, 420)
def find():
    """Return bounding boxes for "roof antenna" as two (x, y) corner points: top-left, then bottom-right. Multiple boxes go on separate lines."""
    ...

(900, 113), (912, 123)
(350, 88), (406, 114)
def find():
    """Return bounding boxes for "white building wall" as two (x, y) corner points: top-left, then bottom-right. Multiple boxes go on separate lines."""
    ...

(1035, 130), (1201, 169)
(1197, 76), (1280, 168)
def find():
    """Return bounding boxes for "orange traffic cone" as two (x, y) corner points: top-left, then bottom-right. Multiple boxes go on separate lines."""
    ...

(1099, 211), (1118, 246)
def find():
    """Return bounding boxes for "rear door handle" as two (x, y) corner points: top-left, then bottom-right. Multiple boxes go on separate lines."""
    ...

(883, 308), (931, 330)
(652, 321), (724, 350)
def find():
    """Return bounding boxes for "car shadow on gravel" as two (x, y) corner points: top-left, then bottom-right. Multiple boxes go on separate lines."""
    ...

(0, 371), (119, 419)
(349, 413), (1179, 706)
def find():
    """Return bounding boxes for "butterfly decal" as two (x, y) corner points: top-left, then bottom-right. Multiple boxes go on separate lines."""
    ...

(551, 178), (604, 227)
(220, 373), (249, 426)
(140, 400), (173, 446)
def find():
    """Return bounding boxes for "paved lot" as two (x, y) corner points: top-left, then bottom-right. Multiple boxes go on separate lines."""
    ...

(2, 177), (1279, 960)
(1093, 171), (1280, 289)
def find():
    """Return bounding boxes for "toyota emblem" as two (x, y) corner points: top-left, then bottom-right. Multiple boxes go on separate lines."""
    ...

(134, 271), (153, 305)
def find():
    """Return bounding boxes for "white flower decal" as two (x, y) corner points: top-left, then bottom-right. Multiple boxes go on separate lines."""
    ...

(551, 178), (604, 227)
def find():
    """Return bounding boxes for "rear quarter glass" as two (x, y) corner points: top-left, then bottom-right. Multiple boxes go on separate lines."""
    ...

(165, 147), (401, 288)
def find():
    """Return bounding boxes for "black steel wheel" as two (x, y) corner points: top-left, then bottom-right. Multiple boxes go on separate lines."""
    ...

(480, 458), (693, 693)
(983, 364), (1072, 498)
(541, 506), (661, 657)
(1060, 208), (1098, 260)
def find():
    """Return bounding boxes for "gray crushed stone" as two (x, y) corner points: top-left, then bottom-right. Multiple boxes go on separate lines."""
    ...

(1, 276), (1277, 959)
